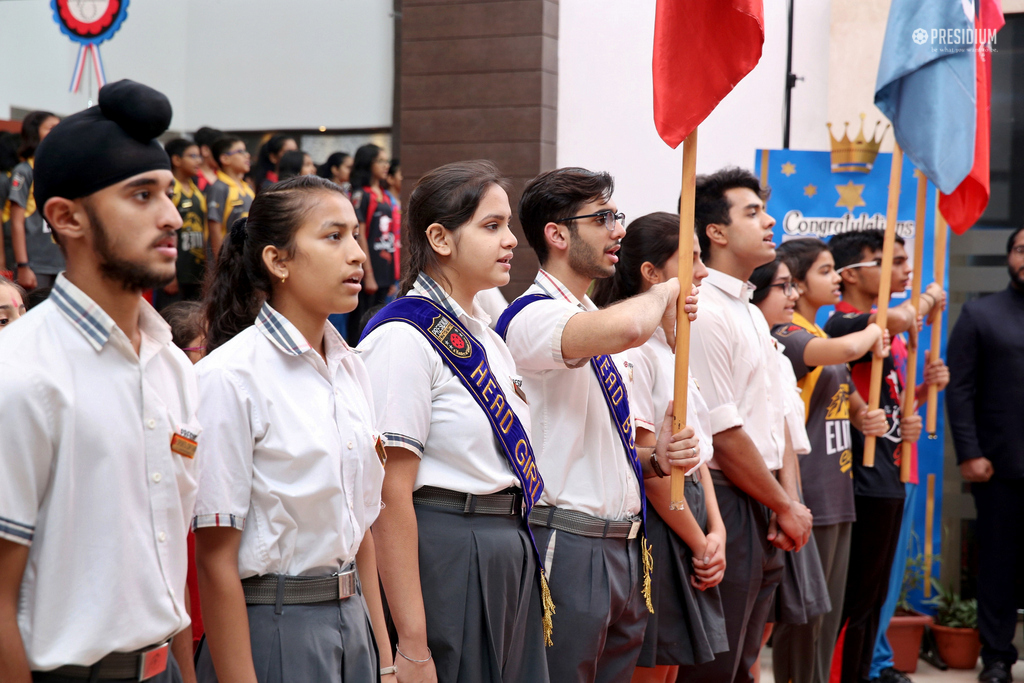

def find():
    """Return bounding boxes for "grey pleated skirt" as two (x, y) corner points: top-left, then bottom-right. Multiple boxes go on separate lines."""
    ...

(414, 503), (550, 683)
(771, 491), (833, 625)
(636, 479), (729, 667)
(194, 580), (379, 683)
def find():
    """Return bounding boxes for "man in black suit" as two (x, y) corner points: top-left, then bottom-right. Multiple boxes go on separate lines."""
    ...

(947, 225), (1024, 683)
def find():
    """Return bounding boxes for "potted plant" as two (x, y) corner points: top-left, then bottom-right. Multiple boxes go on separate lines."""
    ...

(886, 543), (932, 673)
(925, 580), (981, 669)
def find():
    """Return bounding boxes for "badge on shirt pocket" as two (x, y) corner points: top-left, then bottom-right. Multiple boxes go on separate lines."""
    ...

(510, 375), (528, 405)
(373, 433), (388, 467)
(170, 427), (199, 459)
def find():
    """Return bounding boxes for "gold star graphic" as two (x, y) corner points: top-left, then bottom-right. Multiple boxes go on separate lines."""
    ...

(835, 180), (866, 211)
(781, 162), (796, 177)
(804, 184), (818, 198)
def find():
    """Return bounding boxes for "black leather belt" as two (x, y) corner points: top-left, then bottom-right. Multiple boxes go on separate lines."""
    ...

(413, 485), (523, 515)
(241, 566), (357, 606)
(43, 640), (171, 680)
(529, 505), (642, 539)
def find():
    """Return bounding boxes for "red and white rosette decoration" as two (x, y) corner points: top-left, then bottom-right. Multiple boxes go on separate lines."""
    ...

(50, 0), (131, 93)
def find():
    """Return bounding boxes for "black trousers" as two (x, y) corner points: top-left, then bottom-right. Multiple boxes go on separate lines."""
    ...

(839, 495), (904, 683)
(972, 477), (1024, 666)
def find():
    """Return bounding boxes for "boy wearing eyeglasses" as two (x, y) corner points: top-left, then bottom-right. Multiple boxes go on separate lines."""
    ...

(157, 139), (208, 309)
(498, 167), (702, 683)
(825, 229), (947, 683)
(205, 136), (253, 260)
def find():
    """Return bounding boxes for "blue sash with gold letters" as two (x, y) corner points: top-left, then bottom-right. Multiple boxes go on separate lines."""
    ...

(361, 295), (557, 641)
(496, 294), (654, 612)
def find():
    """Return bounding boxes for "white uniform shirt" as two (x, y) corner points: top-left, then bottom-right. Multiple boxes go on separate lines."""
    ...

(192, 303), (383, 577)
(774, 342), (812, 456)
(503, 269), (643, 521)
(689, 268), (788, 471)
(627, 327), (714, 469)
(358, 273), (524, 494)
(0, 275), (199, 670)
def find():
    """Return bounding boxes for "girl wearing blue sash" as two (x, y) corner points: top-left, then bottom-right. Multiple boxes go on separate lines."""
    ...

(358, 160), (551, 683)
(191, 176), (395, 683)
(591, 212), (729, 683)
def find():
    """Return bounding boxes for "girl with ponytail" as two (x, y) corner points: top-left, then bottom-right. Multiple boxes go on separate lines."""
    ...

(358, 160), (551, 683)
(593, 212), (729, 682)
(192, 175), (396, 683)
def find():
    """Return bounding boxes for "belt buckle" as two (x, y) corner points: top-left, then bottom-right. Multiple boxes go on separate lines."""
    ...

(628, 520), (640, 540)
(338, 569), (356, 599)
(136, 642), (169, 681)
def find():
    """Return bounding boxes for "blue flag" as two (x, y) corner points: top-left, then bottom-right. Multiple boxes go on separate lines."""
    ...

(874, 0), (976, 194)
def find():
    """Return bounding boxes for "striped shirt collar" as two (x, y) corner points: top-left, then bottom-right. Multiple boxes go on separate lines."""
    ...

(534, 268), (592, 312)
(704, 267), (756, 302)
(255, 302), (352, 359)
(410, 272), (493, 325)
(50, 274), (171, 351)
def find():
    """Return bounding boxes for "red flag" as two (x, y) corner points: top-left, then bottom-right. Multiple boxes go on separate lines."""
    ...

(938, 0), (1004, 234)
(653, 0), (765, 148)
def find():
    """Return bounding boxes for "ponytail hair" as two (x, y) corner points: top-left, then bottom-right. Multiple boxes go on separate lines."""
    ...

(203, 175), (349, 353)
(591, 212), (680, 307)
(401, 159), (511, 295)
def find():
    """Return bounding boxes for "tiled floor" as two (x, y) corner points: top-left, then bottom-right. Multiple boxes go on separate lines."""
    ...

(759, 622), (1024, 683)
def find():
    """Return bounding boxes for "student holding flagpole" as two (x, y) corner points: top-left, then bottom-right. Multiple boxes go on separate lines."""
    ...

(590, 212), (729, 683)
(358, 160), (551, 683)
(497, 168), (702, 683)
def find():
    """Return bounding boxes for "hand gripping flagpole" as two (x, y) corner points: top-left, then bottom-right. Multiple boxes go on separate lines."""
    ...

(864, 143), (903, 467)
(670, 128), (698, 510)
(926, 207), (948, 436)
(899, 170), (928, 482)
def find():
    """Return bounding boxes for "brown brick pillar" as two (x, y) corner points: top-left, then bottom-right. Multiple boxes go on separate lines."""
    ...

(400, 0), (558, 297)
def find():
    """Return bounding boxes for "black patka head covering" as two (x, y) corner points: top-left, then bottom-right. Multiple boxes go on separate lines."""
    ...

(34, 79), (173, 210)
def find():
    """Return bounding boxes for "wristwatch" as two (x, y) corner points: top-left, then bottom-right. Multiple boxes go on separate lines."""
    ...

(381, 665), (398, 676)
(650, 451), (668, 478)
(16, 262), (29, 269)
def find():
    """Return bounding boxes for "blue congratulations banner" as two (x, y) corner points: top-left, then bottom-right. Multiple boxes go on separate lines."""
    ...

(755, 148), (948, 611)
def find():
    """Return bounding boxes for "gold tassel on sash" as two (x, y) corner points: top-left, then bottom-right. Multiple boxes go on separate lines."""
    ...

(540, 570), (556, 646)
(642, 535), (655, 613)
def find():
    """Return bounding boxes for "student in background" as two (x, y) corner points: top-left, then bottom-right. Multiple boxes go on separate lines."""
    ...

(1, 132), (20, 275)
(157, 139), (208, 310)
(205, 136), (254, 261)
(192, 127), (223, 192)
(9, 111), (61, 291)
(251, 134), (297, 192)
(386, 158), (403, 286)
(318, 152), (353, 196)
(277, 149), (316, 182)
(0, 274), (26, 330)
(349, 144), (397, 338)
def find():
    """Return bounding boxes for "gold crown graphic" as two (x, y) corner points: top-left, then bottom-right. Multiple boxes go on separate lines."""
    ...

(827, 113), (889, 174)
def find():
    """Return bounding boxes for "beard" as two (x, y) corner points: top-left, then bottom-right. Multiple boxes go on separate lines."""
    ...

(567, 228), (614, 281)
(1010, 263), (1024, 290)
(86, 204), (175, 292)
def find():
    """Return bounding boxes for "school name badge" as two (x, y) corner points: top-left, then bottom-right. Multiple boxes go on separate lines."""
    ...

(428, 315), (472, 359)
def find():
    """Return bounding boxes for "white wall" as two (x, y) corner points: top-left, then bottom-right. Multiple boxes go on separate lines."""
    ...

(0, 0), (394, 132)
(557, 0), (831, 220)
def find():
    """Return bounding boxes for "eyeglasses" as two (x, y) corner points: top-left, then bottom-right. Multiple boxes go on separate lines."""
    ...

(767, 281), (798, 296)
(554, 209), (626, 232)
(1011, 245), (1024, 256)
(835, 258), (882, 274)
(223, 149), (250, 157)
(184, 153), (202, 160)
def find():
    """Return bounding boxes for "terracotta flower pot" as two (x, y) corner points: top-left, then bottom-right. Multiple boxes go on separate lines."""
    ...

(931, 624), (981, 669)
(886, 611), (933, 673)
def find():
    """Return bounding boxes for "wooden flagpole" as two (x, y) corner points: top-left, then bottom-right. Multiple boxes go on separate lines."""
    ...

(670, 127), (698, 510)
(926, 207), (948, 436)
(923, 473), (936, 597)
(899, 171), (927, 482)
(864, 143), (904, 467)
